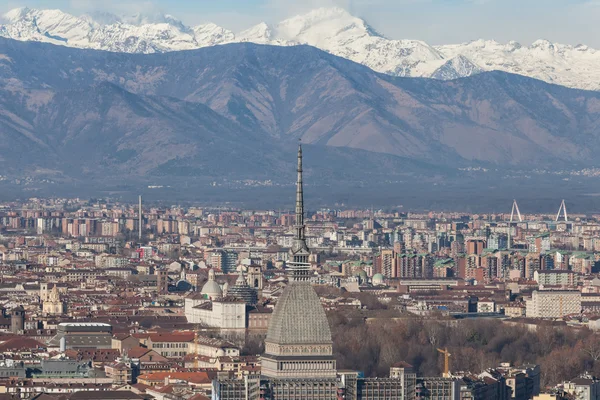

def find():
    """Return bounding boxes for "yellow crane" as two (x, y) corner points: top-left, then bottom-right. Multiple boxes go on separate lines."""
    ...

(437, 348), (451, 378)
(194, 331), (199, 369)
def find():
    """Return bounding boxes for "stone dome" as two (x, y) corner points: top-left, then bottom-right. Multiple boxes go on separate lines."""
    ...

(201, 269), (222, 299)
(266, 282), (332, 345)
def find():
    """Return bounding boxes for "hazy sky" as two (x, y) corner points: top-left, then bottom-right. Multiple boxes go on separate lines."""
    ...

(2, 0), (600, 47)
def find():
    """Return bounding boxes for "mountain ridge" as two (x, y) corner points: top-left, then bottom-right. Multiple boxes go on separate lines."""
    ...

(1, 38), (600, 176)
(2, 7), (600, 91)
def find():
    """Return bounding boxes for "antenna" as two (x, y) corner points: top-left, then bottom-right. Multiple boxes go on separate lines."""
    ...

(138, 195), (142, 241)
(555, 200), (568, 222)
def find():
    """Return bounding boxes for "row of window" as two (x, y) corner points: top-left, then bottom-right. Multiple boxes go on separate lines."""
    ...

(152, 343), (188, 349)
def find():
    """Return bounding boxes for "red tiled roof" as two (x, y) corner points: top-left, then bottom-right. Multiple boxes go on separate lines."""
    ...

(126, 347), (152, 358)
(0, 337), (45, 351)
(148, 332), (194, 343)
(138, 371), (214, 384)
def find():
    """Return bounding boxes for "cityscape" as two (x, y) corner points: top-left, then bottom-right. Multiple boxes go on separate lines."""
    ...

(0, 145), (596, 399)
(3, 0), (600, 399)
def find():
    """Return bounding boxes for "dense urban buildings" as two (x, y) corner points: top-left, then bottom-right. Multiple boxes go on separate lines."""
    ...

(0, 150), (600, 399)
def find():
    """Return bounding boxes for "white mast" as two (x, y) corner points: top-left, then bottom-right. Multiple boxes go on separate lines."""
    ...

(508, 199), (522, 249)
(555, 199), (568, 222)
(138, 195), (142, 241)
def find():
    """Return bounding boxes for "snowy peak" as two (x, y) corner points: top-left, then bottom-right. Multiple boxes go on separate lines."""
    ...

(122, 12), (186, 30)
(2, 6), (600, 90)
(276, 7), (368, 41)
(80, 11), (121, 26)
(0, 7), (215, 53)
(192, 23), (235, 47)
(3, 7), (30, 22)
(238, 22), (275, 43)
(531, 39), (555, 51)
(431, 55), (483, 80)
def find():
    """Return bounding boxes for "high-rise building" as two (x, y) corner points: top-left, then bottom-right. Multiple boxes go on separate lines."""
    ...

(466, 239), (486, 255)
(488, 234), (508, 251)
(525, 290), (581, 318)
(381, 249), (397, 278)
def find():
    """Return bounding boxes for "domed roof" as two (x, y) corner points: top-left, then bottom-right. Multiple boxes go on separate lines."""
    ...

(201, 269), (222, 298)
(266, 282), (331, 345)
(372, 273), (385, 284)
(175, 280), (192, 292)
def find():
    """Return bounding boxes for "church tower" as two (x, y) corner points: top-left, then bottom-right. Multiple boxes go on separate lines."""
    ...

(260, 145), (337, 383)
(10, 306), (25, 334)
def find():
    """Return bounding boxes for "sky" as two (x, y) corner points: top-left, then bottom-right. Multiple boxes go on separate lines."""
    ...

(2, 0), (600, 47)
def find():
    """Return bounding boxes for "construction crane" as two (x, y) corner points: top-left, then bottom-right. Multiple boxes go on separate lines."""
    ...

(437, 348), (451, 378)
(194, 331), (199, 369)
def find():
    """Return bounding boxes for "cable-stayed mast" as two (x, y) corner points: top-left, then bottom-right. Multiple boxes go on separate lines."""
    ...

(555, 199), (568, 222)
(507, 199), (522, 250)
(510, 199), (523, 223)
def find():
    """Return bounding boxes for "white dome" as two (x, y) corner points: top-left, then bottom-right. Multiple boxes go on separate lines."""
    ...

(201, 268), (222, 299)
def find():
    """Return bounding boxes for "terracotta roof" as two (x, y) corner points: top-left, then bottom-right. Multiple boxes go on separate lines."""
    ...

(138, 371), (214, 384)
(67, 391), (144, 400)
(149, 332), (194, 343)
(0, 337), (45, 352)
(126, 347), (152, 358)
(188, 395), (210, 400)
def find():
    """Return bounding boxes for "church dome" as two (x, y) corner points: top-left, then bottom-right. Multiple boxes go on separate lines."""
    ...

(201, 269), (222, 299)
(372, 273), (385, 285)
(266, 282), (331, 345)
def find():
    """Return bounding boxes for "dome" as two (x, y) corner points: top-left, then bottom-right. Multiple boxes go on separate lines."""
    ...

(175, 280), (192, 292)
(266, 282), (331, 345)
(372, 273), (385, 285)
(358, 270), (368, 283)
(201, 269), (222, 299)
(228, 272), (258, 305)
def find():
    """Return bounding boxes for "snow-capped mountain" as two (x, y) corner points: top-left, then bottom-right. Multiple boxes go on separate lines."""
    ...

(437, 39), (600, 91)
(2, 6), (600, 91)
(0, 7), (219, 52)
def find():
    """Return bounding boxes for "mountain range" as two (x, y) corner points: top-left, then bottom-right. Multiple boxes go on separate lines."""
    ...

(1, 37), (600, 185)
(2, 7), (600, 91)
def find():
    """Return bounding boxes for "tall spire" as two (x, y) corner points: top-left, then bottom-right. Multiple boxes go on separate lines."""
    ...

(289, 143), (310, 282)
(295, 144), (305, 241)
